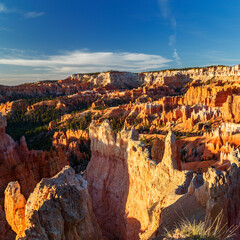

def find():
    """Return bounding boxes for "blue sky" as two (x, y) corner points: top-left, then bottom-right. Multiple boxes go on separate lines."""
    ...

(1, 0), (240, 85)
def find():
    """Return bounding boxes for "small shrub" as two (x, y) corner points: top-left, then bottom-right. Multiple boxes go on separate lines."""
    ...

(163, 211), (238, 239)
(180, 149), (187, 162)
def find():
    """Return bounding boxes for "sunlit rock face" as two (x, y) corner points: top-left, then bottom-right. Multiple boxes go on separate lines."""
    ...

(52, 129), (90, 164)
(85, 120), (192, 240)
(71, 71), (142, 89)
(5, 166), (102, 240)
(4, 182), (26, 238)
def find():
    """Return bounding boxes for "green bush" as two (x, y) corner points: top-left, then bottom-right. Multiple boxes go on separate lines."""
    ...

(65, 115), (92, 130)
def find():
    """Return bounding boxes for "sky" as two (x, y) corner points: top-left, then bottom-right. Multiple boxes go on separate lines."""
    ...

(1, 0), (240, 85)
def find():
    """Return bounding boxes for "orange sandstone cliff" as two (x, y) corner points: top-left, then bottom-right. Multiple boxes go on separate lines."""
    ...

(85, 120), (193, 239)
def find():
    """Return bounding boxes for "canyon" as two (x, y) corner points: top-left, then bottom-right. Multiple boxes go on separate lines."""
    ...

(1, 65), (240, 239)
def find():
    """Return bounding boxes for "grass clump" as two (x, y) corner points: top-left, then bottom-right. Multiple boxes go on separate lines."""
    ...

(163, 211), (238, 239)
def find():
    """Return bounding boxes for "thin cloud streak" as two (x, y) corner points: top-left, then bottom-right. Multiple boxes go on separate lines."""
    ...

(0, 2), (45, 18)
(158, 0), (181, 66)
(0, 3), (7, 12)
(0, 50), (172, 70)
(0, 26), (10, 32)
(173, 49), (181, 66)
(23, 11), (45, 18)
(158, 0), (169, 19)
(0, 50), (172, 83)
(168, 34), (176, 47)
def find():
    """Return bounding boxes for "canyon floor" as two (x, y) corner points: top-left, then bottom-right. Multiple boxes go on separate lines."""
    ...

(1, 65), (240, 239)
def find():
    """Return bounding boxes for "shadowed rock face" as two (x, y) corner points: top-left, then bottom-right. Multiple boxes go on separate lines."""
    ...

(0, 204), (15, 240)
(5, 166), (102, 240)
(85, 120), (192, 240)
(162, 130), (178, 170)
(189, 164), (240, 238)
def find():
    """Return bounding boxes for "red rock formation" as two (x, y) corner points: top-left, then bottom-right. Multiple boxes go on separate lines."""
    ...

(52, 129), (90, 171)
(0, 100), (28, 115)
(0, 113), (68, 198)
(151, 137), (164, 163)
(53, 129), (90, 149)
(0, 113), (68, 239)
(85, 120), (192, 240)
(222, 95), (240, 122)
(5, 166), (102, 240)
(4, 182), (26, 238)
(70, 71), (142, 89)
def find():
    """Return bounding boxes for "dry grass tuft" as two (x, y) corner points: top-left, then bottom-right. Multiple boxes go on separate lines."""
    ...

(163, 211), (238, 239)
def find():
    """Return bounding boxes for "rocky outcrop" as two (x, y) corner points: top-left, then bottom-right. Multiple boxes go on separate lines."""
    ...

(85, 120), (192, 240)
(140, 65), (240, 89)
(0, 100), (29, 115)
(162, 130), (178, 170)
(70, 71), (142, 89)
(53, 129), (90, 151)
(222, 95), (240, 122)
(151, 137), (164, 163)
(5, 166), (102, 240)
(0, 81), (68, 102)
(4, 182), (26, 238)
(52, 129), (91, 172)
(189, 165), (240, 236)
(139, 71), (191, 90)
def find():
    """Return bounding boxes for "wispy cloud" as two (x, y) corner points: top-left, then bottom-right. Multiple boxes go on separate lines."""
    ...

(23, 11), (45, 18)
(0, 50), (172, 84)
(168, 34), (176, 47)
(0, 50), (171, 71)
(158, 0), (169, 19)
(158, 0), (181, 66)
(0, 3), (7, 12)
(173, 49), (181, 66)
(0, 2), (45, 18)
(0, 26), (10, 32)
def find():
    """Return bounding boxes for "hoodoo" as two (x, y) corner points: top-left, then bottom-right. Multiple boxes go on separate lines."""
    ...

(85, 120), (193, 239)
